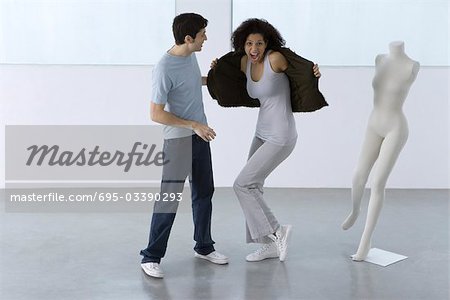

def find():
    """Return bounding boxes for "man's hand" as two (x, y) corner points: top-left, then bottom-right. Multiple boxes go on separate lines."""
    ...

(151, 103), (215, 141)
(313, 64), (321, 78)
(210, 58), (218, 69)
(192, 121), (216, 142)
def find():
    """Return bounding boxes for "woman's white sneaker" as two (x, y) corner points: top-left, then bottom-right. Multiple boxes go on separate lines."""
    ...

(270, 225), (292, 262)
(141, 262), (164, 278)
(246, 242), (278, 262)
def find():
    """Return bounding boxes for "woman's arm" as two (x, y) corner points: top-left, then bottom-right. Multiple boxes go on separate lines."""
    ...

(268, 51), (289, 73)
(240, 55), (247, 73)
(270, 50), (321, 77)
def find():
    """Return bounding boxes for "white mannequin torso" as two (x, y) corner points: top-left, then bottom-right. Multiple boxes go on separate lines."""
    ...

(369, 41), (420, 137)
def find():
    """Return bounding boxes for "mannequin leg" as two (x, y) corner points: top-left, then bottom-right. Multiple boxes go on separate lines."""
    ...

(352, 130), (408, 261)
(342, 128), (383, 230)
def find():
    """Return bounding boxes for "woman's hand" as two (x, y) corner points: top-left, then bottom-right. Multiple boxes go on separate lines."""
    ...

(313, 64), (321, 78)
(210, 58), (218, 69)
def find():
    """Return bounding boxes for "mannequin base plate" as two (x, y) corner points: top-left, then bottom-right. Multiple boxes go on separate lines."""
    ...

(353, 248), (408, 267)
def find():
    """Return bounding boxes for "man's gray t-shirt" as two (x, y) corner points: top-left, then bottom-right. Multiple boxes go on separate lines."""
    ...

(151, 52), (207, 139)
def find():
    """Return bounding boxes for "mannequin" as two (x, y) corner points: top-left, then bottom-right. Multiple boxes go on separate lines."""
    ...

(342, 41), (420, 261)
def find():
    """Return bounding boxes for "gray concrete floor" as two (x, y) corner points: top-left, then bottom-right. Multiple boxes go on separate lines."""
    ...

(1, 188), (449, 300)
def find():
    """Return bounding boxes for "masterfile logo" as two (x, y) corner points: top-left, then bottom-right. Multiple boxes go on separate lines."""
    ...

(25, 142), (167, 172)
(5, 125), (189, 181)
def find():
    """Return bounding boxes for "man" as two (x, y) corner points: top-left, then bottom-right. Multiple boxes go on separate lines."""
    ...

(140, 13), (228, 279)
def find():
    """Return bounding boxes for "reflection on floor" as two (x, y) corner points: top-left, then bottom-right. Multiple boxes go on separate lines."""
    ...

(1, 188), (449, 300)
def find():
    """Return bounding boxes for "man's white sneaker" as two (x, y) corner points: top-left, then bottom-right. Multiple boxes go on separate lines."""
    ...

(141, 262), (164, 278)
(246, 242), (278, 262)
(194, 251), (229, 265)
(270, 225), (292, 262)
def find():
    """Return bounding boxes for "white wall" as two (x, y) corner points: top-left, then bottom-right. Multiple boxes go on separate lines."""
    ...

(206, 67), (449, 188)
(0, 0), (175, 65)
(1, 0), (449, 189)
(232, 0), (449, 66)
(1, 65), (448, 188)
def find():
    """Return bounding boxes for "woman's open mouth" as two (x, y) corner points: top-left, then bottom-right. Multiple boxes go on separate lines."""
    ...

(249, 53), (259, 62)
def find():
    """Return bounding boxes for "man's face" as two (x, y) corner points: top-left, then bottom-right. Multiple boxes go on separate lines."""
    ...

(190, 28), (207, 52)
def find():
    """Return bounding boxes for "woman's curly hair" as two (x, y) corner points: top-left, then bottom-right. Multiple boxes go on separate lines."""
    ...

(231, 18), (285, 54)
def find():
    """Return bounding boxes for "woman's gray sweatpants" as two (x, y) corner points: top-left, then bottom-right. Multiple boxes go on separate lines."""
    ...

(233, 136), (296, 244)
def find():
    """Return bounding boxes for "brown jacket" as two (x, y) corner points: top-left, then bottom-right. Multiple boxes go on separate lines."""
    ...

(206, 47), (328, 112)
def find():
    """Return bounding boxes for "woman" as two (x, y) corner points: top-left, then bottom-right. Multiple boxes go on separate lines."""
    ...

(208, 18), (326, 262)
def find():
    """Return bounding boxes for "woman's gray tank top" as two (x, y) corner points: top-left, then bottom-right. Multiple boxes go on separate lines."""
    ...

(246, 51), (298, 146)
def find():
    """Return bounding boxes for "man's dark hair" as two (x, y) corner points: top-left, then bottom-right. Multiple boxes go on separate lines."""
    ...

(172, 13), (208, 45)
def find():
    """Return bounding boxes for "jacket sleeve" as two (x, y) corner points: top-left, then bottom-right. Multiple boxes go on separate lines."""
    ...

(281, 48), (328, 112)
(206, 52), (260, 108)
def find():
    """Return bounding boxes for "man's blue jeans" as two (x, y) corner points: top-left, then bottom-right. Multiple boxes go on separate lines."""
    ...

(140, 135), (215, 263)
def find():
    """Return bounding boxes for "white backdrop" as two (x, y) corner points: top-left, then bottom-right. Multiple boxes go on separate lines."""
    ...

(0, 0), (175, 64)
(0, 0), (449, 188)
(233, 0), (449, 66)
